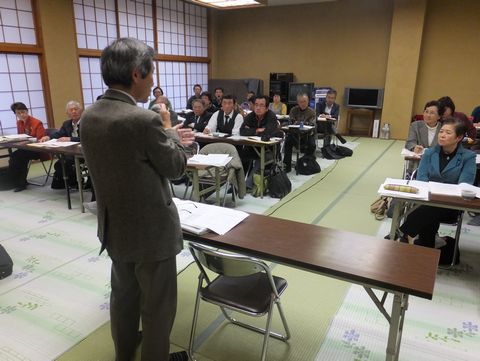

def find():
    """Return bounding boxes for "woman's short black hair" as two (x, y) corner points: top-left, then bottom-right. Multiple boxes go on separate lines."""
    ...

(423, 100), (440, 112)
(438, 96), (455, 116)
(441, 116), (466, 137)
(152, 86), (163, 95)
(11, 102), (28, 113)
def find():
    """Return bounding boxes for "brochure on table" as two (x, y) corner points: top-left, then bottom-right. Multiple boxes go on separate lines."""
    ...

(379, 178), (480, 199)
(173, 198), (249, 235)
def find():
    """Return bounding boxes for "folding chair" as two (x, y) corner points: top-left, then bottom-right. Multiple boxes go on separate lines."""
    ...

(188, 242), (290, 361)
(187, 142), (240, 206)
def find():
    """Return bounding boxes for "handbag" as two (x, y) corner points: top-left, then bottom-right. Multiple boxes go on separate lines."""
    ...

(370, 196), (390, 220)
(267, 165), (292, 198)
(0, 244), (13, 280)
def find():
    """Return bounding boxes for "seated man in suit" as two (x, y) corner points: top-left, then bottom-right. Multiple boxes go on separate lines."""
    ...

(204, 94), (243, 136)
(40, 100), (83, 189)
(316, 89), (340, 119)
(183, 99), (212, 132)
(8, 102), (46, 192)
(283, 93), (317, 173)
(186, 84), (202, 110)
(316, 89), (340, 136)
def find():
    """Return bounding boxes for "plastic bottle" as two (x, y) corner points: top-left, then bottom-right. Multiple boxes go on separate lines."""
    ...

(381, 123), (390, 139)
(299, 121), (304, 129)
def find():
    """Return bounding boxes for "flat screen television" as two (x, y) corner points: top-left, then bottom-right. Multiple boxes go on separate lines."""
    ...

(345, 87), (384, 109)
(288, 82), (314, 103)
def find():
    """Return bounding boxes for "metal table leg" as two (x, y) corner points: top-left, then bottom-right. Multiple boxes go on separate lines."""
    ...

(75, 156), (84, 213)
(59, 155), (71, 209)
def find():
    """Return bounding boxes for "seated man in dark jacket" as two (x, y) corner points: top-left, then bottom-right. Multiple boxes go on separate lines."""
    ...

(183, 99), (211, 132)
(284, 93), (317, 172)
(240, 95), (281, 172)
(40, 100), (82, 189)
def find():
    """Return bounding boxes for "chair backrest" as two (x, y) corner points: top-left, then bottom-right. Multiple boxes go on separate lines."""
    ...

(188, 243), (278, 295)
(46, 128), (58, 137)
(199, 142), (238, 158)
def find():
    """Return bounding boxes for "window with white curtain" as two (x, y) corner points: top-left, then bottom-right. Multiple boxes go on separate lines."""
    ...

(0, 53), (47, 134)
(73, 0), (209, 110)
(0, 0), (36, 44)
(117, 0), (154, 49)
(158, 61), (186, 111)
(156, 0), (185, 56)
(184, 3), (207, 57)
(73, 0), (118, 50)
(186, 62), (208, 96)
(79, 56), (108, 108)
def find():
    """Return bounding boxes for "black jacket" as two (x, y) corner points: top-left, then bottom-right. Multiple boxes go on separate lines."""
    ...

(240, 110), (279, 137)
(183, 112), (212, 132)
(52, 119), (81, 142)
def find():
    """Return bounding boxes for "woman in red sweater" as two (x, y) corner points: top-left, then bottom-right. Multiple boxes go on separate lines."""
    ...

(9, 102), (45, 192)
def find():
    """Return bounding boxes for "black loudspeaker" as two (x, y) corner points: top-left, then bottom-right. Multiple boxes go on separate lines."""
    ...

(269, 73), (293, 102)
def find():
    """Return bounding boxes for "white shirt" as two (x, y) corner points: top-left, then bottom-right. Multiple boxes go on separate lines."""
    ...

(324, 103), (333, 115)
(427, 123), (438, 146)
(205, 110), (243, 136)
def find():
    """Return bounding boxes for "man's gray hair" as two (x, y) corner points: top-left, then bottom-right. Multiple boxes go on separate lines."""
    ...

(65, 100), (82, 111)
(296, 93), (310, 100)
(101, 38), (155, 87)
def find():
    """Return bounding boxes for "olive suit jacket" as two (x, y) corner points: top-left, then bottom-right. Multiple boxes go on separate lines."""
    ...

(80, 89), (187, 262)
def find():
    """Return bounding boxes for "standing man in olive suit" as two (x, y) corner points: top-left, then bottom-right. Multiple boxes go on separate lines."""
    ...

(81, 38), (193, 361)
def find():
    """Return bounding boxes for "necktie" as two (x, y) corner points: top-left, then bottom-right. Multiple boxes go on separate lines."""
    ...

(195, 116), (199, 123)
(225, 115), (230, 123)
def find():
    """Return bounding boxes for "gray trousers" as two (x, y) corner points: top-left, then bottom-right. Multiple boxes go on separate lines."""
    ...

(110, 256), (177, 361)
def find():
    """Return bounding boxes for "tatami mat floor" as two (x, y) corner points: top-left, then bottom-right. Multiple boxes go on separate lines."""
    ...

(3, 138), (477, 361)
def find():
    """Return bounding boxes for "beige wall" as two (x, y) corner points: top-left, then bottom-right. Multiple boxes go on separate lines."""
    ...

(36, 0), (82, 128)
(414, 0), (480, 117)
(210, 0), (394, 134)
(382, 0), (426, 139)
(211, 0), (480, 138)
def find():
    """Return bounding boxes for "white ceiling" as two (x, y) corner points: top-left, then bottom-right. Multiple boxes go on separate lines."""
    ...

(267, 0), (335, 5)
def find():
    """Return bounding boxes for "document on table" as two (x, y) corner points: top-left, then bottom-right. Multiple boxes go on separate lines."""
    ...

(173, 198), (249, 235)
(288, 124), (314, 130)
(429, 182), (480, 198)
(0, 134), (31, 142)
(400, 148), (423, 157)
(378, 178), (429, 200)
(247, 136), (282, 144)
(28, 139), (80, 147)
(477, 154), (480, 164)
(188, 154), (232, 167)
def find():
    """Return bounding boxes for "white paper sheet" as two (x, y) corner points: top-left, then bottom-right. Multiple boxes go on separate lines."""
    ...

(29, 139), (80, 147)
(173, 198), (249, 235)
(188, 154), (232, 167)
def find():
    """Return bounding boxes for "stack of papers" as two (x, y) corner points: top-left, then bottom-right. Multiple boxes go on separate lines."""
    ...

(188, 154), (232, 167)
(378, 178), (480, 199)
(400, 148), (423, 157)
(246, 136), (282, 143)
(28, 139), (80, 147)
(173, 198), (249, 235)
(0, 134), (31, 142)
(276, 114), (289, 120)
(429, 182), (480, 198)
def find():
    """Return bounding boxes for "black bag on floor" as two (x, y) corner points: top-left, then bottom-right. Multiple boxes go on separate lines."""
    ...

(267, 165), (291, 198)
(0, 244), (13, 280)
(296, 155), (321, 175)
(438, 236), (460, 266)
(321, 144), (353, 160)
